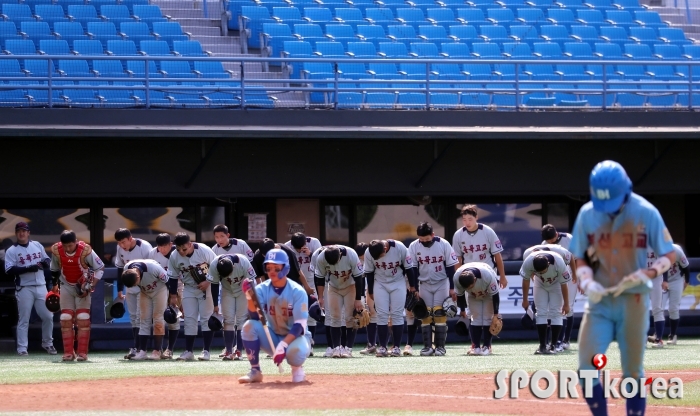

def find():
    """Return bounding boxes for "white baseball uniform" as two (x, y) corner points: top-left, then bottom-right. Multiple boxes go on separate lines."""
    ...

(452, 224), (503, 269)
(285, 236), (322, 327)
(520, 251), (571, 325)
(453, 262), (500, 326)
(207, 254), (256, 331)
(314, 245), (363, 328)
(364, 240), (414, 326)
(148, 246), (182, 331)
(408, 236), (458, 309)
(125, 259), (169, 336)
(212, 238), (254, 262)
(541, 232), (577, 318)
(115, 239), (153, 329)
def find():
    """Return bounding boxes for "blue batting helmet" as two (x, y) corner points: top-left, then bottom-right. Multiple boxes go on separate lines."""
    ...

(589, 160), (632, 214)
(263, 248), (290, 278)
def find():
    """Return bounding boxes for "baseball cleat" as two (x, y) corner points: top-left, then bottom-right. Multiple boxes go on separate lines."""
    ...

(403, 345), (414, 356)
(222, 352), (234, 361)
(331, 346), (342, 358)
(341, 347), (353, 358)
(376, 347), (389, 357)
(62, 353), (75, 361)
(161, 349), (173, 359)
(238, 368), (263, 384)
(434, 347), (447, 356)
(467, 347), (482, 356)
(547, 345), (558, 354)
(668, 335), (677, 345)
(233, 349), (243, 360)
(323, 347), (334, 358)
(17, 351), (28, 356)
(76, 353), (88, 362)
(43, 345), (57, 355)
(198, 350), (211, 361)
(131, 350), (148, 361)
(176, 351), (195, 361)
(219, 348), (228, 358)
(124, 348), (137, 360)
(420, 347), (435, 356)
(554, 343), (564, 353)
(481, 346), (492, 356)
(647, 335), (657, 343)
(650, 340), (664, 349)
(390, 346), (401, 357)
(148, 350), (162, 360)
(360, 344), (376, 355)
(292, 366), (306, 383)
(535, 347), (554, 355)
(561, 342), (571, 350)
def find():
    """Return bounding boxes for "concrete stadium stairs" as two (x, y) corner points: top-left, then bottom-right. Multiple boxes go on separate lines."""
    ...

(150, 0), (303, 106)
(643, 0), (700, 34)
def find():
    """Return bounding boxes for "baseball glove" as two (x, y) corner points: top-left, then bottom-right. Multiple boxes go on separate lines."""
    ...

(351, 308), (371, 329)
(404, 291), (419, 311)
(489, 314), (503, 336)
(189, 263), (209, 284)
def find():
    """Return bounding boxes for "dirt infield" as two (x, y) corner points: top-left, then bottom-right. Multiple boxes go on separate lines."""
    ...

(1, 371), (698, 415)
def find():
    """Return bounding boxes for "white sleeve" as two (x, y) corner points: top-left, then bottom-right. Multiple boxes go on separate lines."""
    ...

(451, 230), (462, 261)
(207, 258), (219, 283)
(350, 249), (364, 277)
(151, 262), (168, 283)
(241, 240), (254, 262)
(400, 243), (413, 269)
(363, 251), (375, 273)
(557, 257), (571, 284)
(487, 227), (504, 255)
(167, 255), (179, 279)
(519, 257), (533, 280)
(37, 242), (49, 261)
(88, 251), (105, 271)
(675, 245), (690, 268)
(4, 247), (17, 270)
(444, 241), (458, 267)
(114, 248), (124, 268)
(485, 269), (500, 295)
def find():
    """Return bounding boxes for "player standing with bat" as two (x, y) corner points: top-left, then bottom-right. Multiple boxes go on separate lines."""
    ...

(239, 248), (310, 384)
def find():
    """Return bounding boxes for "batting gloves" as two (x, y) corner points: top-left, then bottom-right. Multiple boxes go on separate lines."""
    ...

(611, 269), (650, 297)
(242, 279), (253, 295)
(273, 341), (288, 365)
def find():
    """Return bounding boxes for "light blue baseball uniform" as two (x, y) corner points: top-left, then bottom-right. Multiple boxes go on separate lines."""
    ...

(570, 192), (674, 383)
(241, 278), (310, 367)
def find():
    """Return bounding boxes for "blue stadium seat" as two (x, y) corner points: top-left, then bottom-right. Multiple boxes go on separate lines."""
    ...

(387, 25), (418, 42)
(611, 0), (645, 10)
(303, 7), (333, 24)
(98, 86), (139, 107)
(570, 24), (598, 42)
(294, 23), (327, 43)
(397, 92), (427, 109)
(605, 10), (635, 27)
(563, 41), (595, 59)
(462, 63), (494, 79)
(539, 25), (570, 43)
(472, 42), (502, 58)
(449, 25), (478, 42)
(365, 8), (396, 25)
(554, 0), (585, 8)
(21, 21), (56, 42)
(334, 8), (366, 25)
(653, 43), (682, 60)
(525, 0), (555, 7)
(160, 61), (196, 78)
(599, 26), (629, 43)
(173, 40), (210, 57)
(576, 9), (606, 25)
(633, 11), (668, 28)
(364, 92), (396, 108)
(141, 40), (175, 56)
(643, 83), (676, 107)
(379, 41), (409, 58)
(336, 92), (363, 109)
(594, 41), (623, 58)
(193, 61), (235, 78)
(4, 39), (38, 55)
(456, 8), (488, 26)
(347, 41), (379, 58)
(125, 59), (161, 77)
(261, 23), (294, 66)
(658, 27), (691, 45)
(40, 39), (74, 56)
(272, 6), (304, 26)
(54, 22), (89, 45)
(325, 24), (356, 43)
(426, 8), (457, 26)
(0, 89), (30, 107)
(67, 6), (102, 31)
(367, 62), (399, 76)
(396, 8), (426, 25)
(0, 21), (22, 49)
(479, 25), (511, 43)
(107, 39), (140, 56)
(547, 8), (576, 25)
(533, 42), (563, 58)
(2, 4), (37, 26)
(417, 25), (451, 44)
(152, 22), (189, 48)
(524, 62), (557, 79)
(316, 41), (345, 57)
(502, 42), (533, 58)
(429, 92), (460, 109)
(34, 5), (70, 29)
(100, 5), (136, 27)
(87, 22), (124, 48)
(486, 8), (516, 25)
(583, 0), (614, 10)
(57, 59), (92, 77)
(132, 5), (168, 29)
(357, 25), (388, 45)
(410, 42), (439, 57)
(0, 58), (26, 77)
(24, 58), (53, 77)
(683, 44), (700, 60)
(93, 59), (127, 77)
(628, 26), (657, 45)
(121, 0), (149, 15)
(337, 62), (368, 78)
(509, 25), (540, 44)
(517, 8), (546, 25)
(441, 42), (471, 59)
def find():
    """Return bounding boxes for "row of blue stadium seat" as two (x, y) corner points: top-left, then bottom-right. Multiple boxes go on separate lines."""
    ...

(1, 0), (149, 15)
(0, 20), (190, 49)
(0, 80), (275, 107)
(1, 38), (210, 56)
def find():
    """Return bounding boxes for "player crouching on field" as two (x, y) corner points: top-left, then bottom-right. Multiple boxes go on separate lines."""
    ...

(239, 249), (311, 384)
(50, 230), (105, 361)
(454, 263), (501, 356)
(122, 259), (170, 360)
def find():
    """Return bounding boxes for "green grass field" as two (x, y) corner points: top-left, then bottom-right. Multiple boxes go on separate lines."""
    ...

(1, 339), (698, 415)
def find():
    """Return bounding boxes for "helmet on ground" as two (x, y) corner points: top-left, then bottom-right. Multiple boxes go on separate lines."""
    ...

(263, 248), (290, 278)
(589, 160), (632, 214)
(521, 304), (536, 330)
(164, 305), (179, 324)
(309, 301), (325, 324)
(45, 292), (60, 313)
(412, 297), (429, 320)
(454, 316), (469, 337)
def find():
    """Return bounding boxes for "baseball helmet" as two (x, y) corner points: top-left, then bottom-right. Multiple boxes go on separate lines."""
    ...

(110, 301), (125, 319)
(412, 297), (430, 320)
(589, 160), (632, 214)
(163, 305), (179, 325)
(263, 248), (290, 278)
(216, 256), (234, 277)
(309, 301), (325, 324)
(45, 292), (60, 313)
(442, 297), (458, 318)
(454, 316), (470, 337)
(208, 314), (223, 331)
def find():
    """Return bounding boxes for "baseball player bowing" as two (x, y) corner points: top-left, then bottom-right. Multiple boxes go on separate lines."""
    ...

(647, 243), (689, 347)
(50, 230), (105, 361)
(314, 245), (364, 358)
(207, 254), (256, 360)
(122, 259), (169, 360)
(148, 233), (180, 359)
(520, 250), (571, 355)
(114, 228), (153, 360)
(454, 262), (501, 356)
(167, 232), (217, 361)
(408, 222), (458, 356)
(541, 224), (579, 350)
(365, 239), (417, 358)
(285, 233), (322, 351)
(239, 249), (311, 384)
(452, 205), (507, 289)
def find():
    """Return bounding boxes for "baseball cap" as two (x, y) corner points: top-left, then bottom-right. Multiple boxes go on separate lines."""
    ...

(15, 222), (30, 232)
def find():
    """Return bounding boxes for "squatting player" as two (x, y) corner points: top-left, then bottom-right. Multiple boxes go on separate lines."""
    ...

(239, 249), (310, 384)
(571, 160), (675, 416)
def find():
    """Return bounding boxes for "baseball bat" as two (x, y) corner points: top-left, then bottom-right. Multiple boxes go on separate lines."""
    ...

(246, 278), (285, 374)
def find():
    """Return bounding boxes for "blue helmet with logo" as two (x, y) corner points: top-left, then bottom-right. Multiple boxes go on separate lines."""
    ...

(263, 248), (290, 278)
(589, 160), (632, 214)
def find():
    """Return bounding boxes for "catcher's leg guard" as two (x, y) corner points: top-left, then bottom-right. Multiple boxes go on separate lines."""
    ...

(420, 324), (434, 355)
(76, 309), (90, 359)
(434, 325), (447, 356)
(60, 310), (75, 358)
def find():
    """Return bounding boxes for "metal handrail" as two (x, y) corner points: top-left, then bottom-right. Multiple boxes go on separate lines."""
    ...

(0, 54), (698, 110)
